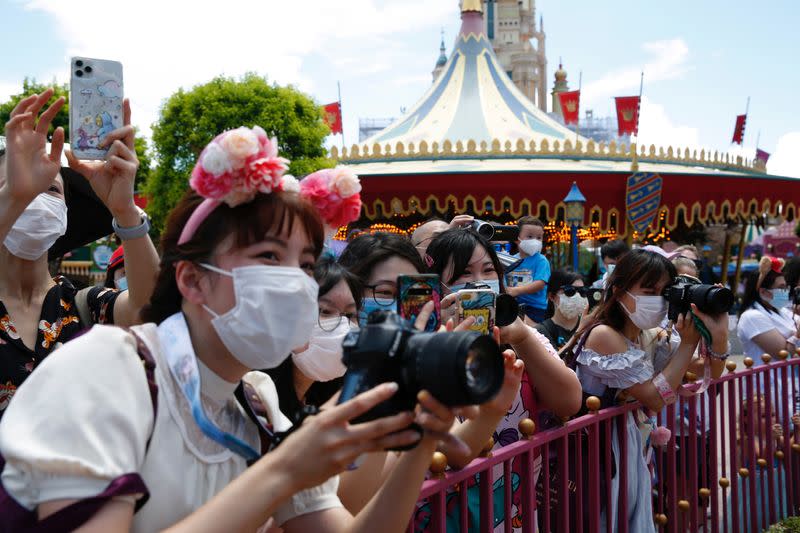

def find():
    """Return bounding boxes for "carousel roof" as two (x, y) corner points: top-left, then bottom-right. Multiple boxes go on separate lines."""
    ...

(357, 4), (581, 152)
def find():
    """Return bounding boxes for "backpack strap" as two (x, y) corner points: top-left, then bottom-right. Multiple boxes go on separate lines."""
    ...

(74, 287), (93, 327)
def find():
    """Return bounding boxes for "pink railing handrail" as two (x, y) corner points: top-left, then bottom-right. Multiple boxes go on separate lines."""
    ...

(412, 357), (800, 533)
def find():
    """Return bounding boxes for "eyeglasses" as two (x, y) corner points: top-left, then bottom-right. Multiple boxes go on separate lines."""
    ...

(364, 283), (398, 304)
(560, 286), (589, 297)
(318, 308), (356, 331)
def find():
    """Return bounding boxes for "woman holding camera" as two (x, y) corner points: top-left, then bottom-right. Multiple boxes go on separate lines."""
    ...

(336, 232), (524, 514)
(0, 90), (159, 418)
(0, 128), (464, 533)
(535, 268), (588, 351)
(737, 256), (800, 364)
(563, 249), (729, 532)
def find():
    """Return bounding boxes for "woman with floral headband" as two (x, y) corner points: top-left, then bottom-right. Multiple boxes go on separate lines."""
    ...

(0, 126), (469, 532)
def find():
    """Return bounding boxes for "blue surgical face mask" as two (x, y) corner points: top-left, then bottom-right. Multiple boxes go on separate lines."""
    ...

(448, 279), (501, 295)
(116, 276), (128, 291)
(359, 297), (396, 326)
(769, 288), (790, 310)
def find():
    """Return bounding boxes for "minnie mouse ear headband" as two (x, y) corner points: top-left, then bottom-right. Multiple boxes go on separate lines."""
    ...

(178, 126), (362, 245)
(757, 256), (785, 289)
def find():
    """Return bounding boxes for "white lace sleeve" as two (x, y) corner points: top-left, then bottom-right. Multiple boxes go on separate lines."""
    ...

(576, 347), (655, 390)
(0, 325), (153, 509)
(242, 371), (343, 525)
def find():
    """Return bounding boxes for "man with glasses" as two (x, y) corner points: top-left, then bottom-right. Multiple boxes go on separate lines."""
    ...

(411, 215), (474, 259)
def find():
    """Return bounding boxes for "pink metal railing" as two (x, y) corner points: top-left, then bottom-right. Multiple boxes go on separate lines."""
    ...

(411, 356), (800, 533)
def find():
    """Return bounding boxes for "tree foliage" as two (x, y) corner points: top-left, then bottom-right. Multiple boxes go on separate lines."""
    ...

(145, 73), (334, 234)
(0, 77), (151, 190)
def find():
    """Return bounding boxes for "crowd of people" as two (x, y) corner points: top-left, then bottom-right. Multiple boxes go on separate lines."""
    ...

(0, 89), (798, 532)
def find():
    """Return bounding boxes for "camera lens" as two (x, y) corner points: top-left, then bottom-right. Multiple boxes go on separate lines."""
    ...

(75, 60), (83, 67)
(687, 284), (734, 315)
(473, 221), (495, 240)
(409, 331), (503, 406)
(75, 70), (83, 78)
(84, 66), (93, 73)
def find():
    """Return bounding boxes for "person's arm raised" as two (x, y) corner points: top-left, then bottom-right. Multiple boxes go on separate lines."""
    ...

(501, 318), (582, 418)
(66, 99), (158, 327)
(0, 90), (65, 243)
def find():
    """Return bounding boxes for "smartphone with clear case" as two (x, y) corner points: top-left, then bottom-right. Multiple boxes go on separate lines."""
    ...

(69, 57), (124, 160)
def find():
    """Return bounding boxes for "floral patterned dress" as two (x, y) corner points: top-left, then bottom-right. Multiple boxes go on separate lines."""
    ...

(0, 276), (119, 417)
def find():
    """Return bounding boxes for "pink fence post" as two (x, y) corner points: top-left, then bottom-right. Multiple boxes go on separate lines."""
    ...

(503, 460), (512, 533)
(688, 393), (699, 532)
(708, 380), (720, 533)
(478, 456), (494, 531)
(666, 402), (678, 532)
(727, 376), (740, 533)
(557, 434), (569, 531)
(574, 430), (584, 533)
(604, 420), (613, 533)
(617, 412), (628, 533)
(542, 440), (551, 533)
(588, 418), (601, 533)
(459, 479), (468, 532)
(746, 371), (759, 533)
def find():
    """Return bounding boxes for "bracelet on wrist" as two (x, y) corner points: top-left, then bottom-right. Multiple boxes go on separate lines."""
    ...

(708, 341), (731, 361)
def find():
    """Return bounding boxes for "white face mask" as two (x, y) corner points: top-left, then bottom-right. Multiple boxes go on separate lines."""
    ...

(3, 193), (68, 260)
(201, 264), (319, 369)
(621, 291), (667, 330)
(292, 317), (351, 382)
(519, 238), (542, 256)
(558, 293), (588, 320)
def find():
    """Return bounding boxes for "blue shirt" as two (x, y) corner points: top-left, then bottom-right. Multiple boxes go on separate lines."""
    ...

(505, 253), (550, 310)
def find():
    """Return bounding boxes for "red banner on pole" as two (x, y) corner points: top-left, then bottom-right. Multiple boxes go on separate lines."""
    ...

(755, 148), (770, 164)
(614, 96), (640, 136)
(557, 90), (580, 125)
(323, 102), (343, 135)
(731, 114), (747, 145)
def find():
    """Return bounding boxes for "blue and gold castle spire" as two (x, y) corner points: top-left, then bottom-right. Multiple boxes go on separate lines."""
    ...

(363, 0), (581, 150)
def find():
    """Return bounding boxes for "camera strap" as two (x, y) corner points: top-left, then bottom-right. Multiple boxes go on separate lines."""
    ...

(677, 341), (712, 398)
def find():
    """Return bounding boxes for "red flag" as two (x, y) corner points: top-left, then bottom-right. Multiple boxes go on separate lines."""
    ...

(322, 102), (343, 135)
(731, 114), (747, 144)
(755, 148), (770, 164)
(558, 90), (580, 125)
(614, 96), (640, 136)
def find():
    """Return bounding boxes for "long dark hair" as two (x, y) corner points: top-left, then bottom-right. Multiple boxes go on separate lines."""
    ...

(426, 228), (506, 291)
(338, 232), (424, 283)
(740, 269), (781, 315)
(266, 258), (361, 414)
(141, 190), (324, 324)
(562, 249), (676, 352)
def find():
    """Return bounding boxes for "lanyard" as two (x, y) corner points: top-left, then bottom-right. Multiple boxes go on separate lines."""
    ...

(158, 313), (260, 462)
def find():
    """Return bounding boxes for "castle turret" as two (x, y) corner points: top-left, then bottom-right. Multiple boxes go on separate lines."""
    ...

(431, 31), (448, 83)
(551, 60), (569, 118)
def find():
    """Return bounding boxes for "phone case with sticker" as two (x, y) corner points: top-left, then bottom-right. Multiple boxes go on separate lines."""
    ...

(69, 57), (124, 160)
(456, 289), (496, 335)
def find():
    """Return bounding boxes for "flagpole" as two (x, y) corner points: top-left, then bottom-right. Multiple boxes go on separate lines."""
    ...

(338, 81), (346, 150)
(630, 71), (644, 172)
(575, 71), (582, 144)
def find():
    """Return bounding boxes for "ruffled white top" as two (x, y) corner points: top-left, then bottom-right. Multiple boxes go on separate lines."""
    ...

(576, 329), (675, 396)
(0, 323), (340, 532)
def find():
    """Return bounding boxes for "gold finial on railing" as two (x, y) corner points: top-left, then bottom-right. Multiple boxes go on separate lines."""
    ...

(698, 488), (711, 503)
(480, 437), (494, 458)
(330, 145), (340, 159)
(726, 361), (737, 372)
(518, 418), (536, 439)
(775, 450), (785, 461)
(792, 443), (800, 453)
(739, 467), (750, 477)
(756, 458), (768, 468)
(586, 396), (602, 413)
(743, 357), (754, 368)
(677, 500), (690, 512)
(655, 514), (668, 526)
(719, 477), (730, 488)
(685, 371), (698, 382)
(777, 350), (789, 360)
(761, 353), (772, 364)
(430, 452), (448, 478)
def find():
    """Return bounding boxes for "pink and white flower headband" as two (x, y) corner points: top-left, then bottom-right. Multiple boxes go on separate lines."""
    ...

(178, 126), (362, 245)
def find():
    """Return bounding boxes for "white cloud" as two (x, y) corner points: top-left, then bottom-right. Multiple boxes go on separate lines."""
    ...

(583, 38), (690, 109)
(767, 132), (800, 178)
(636, 96), (700, 150)
(18, 0), (454, 138)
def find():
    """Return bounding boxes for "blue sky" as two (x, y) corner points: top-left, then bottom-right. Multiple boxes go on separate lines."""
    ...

(2, 0), (799, 176)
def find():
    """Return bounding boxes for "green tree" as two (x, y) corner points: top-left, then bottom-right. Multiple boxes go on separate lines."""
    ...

(0, 78), (70, 138)
(0, 77), (151, 190)
(145, 73), (334, 234)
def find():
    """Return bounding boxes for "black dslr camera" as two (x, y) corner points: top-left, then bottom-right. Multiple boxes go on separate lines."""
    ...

(337, 311), (504, 435)
(471, 219), (520, 242)
(662, 275), (734, 322)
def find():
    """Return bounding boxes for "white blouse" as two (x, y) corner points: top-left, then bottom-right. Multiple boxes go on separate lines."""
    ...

(737, 303), (799, 363)
(0, 323), (341, 531)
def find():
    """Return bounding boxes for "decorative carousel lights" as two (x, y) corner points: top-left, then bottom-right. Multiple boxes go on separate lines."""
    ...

(330, 0), (798, 268)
